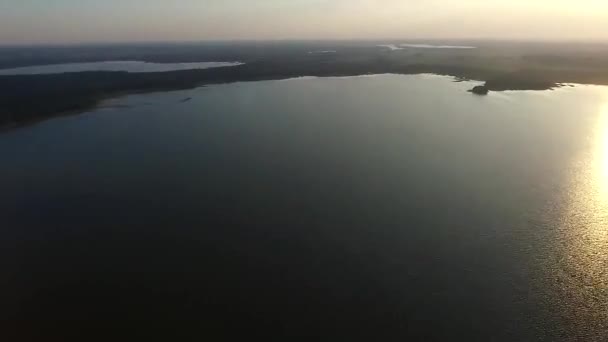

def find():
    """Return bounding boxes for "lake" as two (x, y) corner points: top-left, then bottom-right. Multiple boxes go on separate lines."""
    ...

(378, 43), (476, 50)
(0, 61), (243, 75)
(1, 74), (607, 340)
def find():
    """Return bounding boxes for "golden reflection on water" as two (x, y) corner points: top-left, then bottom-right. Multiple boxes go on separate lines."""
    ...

(584, 104), (608, 278)
(556, 103), (608, 325)
(583, 105), (608, 250)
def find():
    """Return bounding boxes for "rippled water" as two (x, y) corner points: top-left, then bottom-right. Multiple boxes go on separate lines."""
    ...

(0, 60), (243, 75)
(1, 75), (607, 340)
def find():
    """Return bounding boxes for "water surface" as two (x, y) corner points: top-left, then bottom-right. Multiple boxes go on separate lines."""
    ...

(379, 43), (476, 50)
(1, 75), (607, 340)
(0, 61), (243, 75)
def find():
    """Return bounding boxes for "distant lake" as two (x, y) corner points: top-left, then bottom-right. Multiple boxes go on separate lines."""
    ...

(379, 43), (476, 50)
(0, 60), (243, 75)
(1, 75), (607, 340)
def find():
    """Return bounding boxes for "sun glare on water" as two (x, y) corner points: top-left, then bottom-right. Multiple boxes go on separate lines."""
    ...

(572, 103), (608, 285)
(597, 105), (608, 196)
(554, 101), (608, 327)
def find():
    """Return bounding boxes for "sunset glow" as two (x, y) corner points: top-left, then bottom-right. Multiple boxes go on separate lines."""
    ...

(1, 0), (608, 44)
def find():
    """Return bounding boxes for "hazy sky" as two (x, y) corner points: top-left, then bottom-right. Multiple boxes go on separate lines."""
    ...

(1, 0), (607, 44)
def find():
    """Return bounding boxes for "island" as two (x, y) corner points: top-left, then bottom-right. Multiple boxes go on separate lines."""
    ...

(469, 85), (489, 95)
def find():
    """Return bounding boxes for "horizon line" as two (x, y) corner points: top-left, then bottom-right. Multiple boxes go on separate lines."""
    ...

(2, 37), (608, 48)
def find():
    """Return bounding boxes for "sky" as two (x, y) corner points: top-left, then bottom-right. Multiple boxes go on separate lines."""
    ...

(1, 0), (607, 44)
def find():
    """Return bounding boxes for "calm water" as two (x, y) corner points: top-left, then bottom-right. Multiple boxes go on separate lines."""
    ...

(378, 43), (476, 50)
(0, 61), (242, 75)
(1, 75), (607, 340)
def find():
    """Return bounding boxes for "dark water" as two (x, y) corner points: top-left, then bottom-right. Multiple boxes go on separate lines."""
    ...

(2, 75), (607, 340)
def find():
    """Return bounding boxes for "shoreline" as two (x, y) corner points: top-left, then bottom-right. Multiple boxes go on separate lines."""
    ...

(2, 63), (608, 131)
